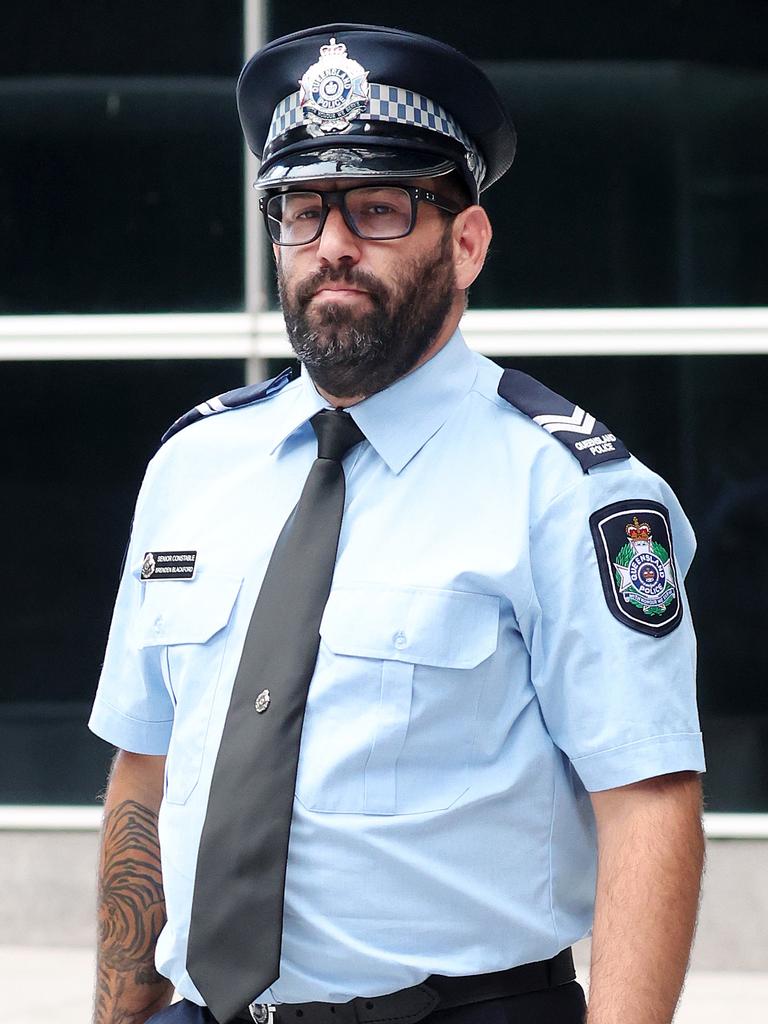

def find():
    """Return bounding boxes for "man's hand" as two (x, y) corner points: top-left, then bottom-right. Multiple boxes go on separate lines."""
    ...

(586, 771), (704, 1024)
(94, 750), (174, 1024)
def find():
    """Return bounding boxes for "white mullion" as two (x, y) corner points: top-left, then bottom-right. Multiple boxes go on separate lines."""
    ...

(244, 0), (268, 384)
(1, 308), (768, 360)
(248, 307), (768, 359)
(0, 313), (251, 360)
(2, 805), (766, 838)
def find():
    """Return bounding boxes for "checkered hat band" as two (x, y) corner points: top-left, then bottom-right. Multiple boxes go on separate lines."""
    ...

(267, 83), (486, 187)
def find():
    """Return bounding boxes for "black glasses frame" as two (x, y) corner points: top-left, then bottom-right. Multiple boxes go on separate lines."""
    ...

(259, 185), (465, 246)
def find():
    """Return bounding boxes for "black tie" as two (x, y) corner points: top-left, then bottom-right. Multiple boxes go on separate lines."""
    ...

(187, 409), (366, 1024)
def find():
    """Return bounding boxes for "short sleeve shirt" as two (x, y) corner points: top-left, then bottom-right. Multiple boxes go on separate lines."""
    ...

(89, 329), (704, 1005)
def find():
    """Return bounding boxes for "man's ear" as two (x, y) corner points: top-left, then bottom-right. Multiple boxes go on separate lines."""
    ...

(451, 206), (493, 290)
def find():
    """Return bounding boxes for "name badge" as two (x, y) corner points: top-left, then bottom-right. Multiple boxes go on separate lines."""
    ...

(141, 550), (197, 581)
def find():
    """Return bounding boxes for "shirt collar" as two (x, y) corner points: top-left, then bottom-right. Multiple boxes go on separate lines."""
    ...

(270, 328), (477, 474)
(268, 370), (330, 456)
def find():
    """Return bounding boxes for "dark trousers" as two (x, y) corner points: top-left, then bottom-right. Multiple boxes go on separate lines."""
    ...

(148, 986), (586, 1024)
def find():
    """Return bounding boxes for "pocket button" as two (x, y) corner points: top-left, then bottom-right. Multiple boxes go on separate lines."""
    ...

(393, 630), (408, 649)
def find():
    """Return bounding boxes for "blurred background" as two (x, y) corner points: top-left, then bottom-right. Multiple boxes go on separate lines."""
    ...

(1, 0), (767, 1001)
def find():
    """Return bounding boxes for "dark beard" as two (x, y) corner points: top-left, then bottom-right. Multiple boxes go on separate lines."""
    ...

(277, 226), (455, 399)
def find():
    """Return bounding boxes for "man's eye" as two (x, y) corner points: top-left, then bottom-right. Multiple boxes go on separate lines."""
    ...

(291, 207), (321, 221)
(365, 204), (396, 216)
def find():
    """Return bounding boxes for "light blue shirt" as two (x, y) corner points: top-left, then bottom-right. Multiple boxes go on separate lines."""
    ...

(89, 328), (704, 1006)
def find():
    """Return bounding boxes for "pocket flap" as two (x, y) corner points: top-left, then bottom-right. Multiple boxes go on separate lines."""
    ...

(136, 572), (243, 647)
(320, 585), (499, 669)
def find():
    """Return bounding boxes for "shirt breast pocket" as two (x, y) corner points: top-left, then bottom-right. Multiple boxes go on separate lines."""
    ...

(296, 585), (500, 815)
(135, 572), (243, 805)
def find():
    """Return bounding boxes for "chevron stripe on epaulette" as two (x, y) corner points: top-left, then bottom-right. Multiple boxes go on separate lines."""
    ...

(161, 366), (296, 445)
(497, 368), (630, 472)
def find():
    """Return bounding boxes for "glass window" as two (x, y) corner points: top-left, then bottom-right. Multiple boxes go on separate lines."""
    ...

(1, 2), (244, 314)
(7, 1), (243, 76)
(6, 352), (764, 808)
(266, 2), (768, 308)
(0, 359), (244, 803)
(4, 2), (766, 814)
(268, 0), (768, 68)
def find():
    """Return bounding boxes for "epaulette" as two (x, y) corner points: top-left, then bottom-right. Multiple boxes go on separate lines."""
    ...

(497, 368), (630, 472)
(161, 366), (295, 445)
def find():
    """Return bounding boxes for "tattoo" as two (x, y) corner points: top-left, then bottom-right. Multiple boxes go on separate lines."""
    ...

(95, 799), (171, 1024)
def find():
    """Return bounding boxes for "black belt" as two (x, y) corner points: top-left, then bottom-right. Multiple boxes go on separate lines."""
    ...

(234, 949), (576, 1024)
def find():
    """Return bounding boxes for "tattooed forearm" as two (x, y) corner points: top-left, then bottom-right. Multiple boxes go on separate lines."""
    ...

(95, 799), (173, 1024)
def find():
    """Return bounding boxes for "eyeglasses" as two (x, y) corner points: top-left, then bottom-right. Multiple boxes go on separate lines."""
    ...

(259, 185), (464, 246)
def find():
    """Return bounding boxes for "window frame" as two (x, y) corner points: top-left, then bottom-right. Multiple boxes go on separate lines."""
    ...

(1, 0), (765, 832)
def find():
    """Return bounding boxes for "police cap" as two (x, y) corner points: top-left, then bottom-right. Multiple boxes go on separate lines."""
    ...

(237, 23), (516, 203)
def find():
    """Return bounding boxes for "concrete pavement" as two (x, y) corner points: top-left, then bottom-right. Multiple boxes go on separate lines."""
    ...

(3, 945), (768, 1024)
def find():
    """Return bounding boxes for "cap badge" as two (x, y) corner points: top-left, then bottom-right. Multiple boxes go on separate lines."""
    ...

(298, 37), (369, 133)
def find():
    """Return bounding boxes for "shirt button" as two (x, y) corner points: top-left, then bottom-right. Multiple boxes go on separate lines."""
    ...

(393, 631), (407, 649)
(154, 615), (164, 634)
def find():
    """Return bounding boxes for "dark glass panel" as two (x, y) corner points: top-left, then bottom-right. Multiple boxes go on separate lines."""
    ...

(501, 59), (768, 310)
(264, 4), (768, 309)
(4, 353), (767, 808)
(1, 79), (244, 313)
(475, 63), (680, 309)
(269, 1), (768, 69)
(0, 359), (244, 803)
(262, 60), (768, 310)
(6, 1), (242, 76)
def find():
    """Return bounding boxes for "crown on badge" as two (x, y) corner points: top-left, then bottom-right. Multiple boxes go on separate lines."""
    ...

(319, 37), (348, 59)
(626, 517), (651, 541)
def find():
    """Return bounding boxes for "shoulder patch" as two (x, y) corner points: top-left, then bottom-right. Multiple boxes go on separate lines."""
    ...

(590, 499), (683, 637)
(497, 368), (630, 471)
(161, 366), (295, 445)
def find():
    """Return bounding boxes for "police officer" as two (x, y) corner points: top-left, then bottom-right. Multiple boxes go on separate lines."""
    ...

(90, 24), (705, 1024)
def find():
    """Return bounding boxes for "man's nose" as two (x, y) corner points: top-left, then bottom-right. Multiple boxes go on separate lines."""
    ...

(315, 205), (363, 265)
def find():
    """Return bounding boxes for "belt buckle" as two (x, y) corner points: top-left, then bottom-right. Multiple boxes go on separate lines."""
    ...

(249, 1003), (277, 1024)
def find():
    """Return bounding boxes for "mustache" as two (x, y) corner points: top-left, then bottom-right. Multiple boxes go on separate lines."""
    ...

(293, 267), (388, 309)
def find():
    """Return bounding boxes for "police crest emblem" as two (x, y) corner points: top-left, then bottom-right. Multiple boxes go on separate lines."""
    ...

(298, 37), (370, 133)
(589, 500), (682, 636)
(141, 551), (156, 580)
